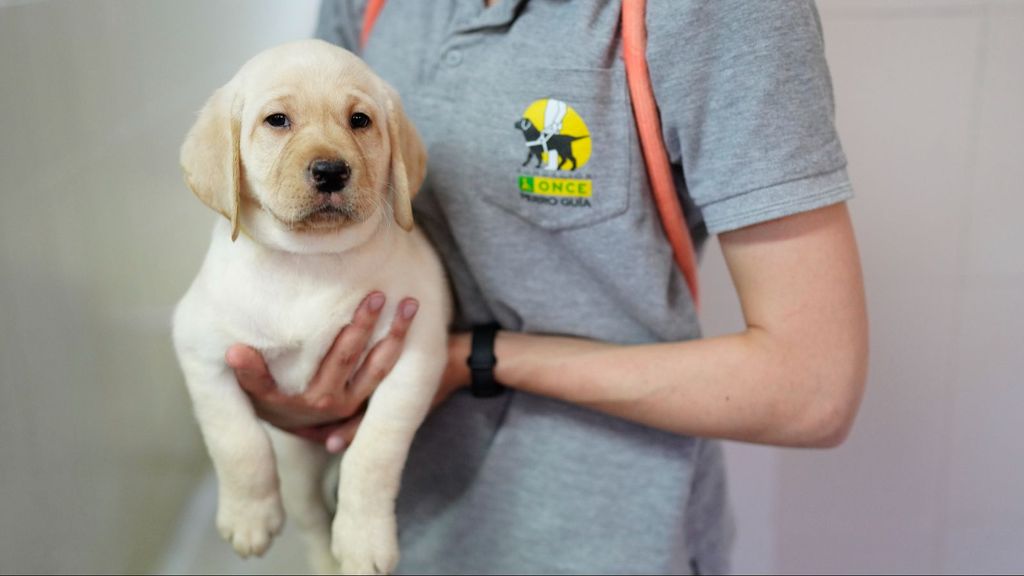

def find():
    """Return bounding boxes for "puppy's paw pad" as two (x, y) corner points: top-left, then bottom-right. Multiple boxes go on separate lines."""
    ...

(332, 514), (398, 575)
(217, 494), (285, 558)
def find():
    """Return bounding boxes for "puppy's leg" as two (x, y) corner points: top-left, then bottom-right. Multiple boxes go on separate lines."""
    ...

(181, 359), (285, 558)
(331, 350), (445, 575)
(268, 428), (338, 575)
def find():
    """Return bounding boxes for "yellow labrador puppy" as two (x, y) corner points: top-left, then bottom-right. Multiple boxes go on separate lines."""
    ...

(172, 40), (449, 575)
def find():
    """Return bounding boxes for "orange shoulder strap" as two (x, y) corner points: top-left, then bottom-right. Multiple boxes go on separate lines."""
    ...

(360, 0), (387, 50)
(361, 0), (701, 308)
(621, 0), (700, 308)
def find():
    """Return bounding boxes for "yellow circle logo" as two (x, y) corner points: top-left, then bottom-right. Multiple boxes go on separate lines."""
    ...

(515, 99), (591, 171)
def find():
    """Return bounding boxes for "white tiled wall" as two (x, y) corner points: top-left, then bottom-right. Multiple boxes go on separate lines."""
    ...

(0, 0), (1021, 573)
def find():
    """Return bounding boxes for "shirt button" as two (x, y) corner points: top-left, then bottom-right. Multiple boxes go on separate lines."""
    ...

(444, 50), (463, 67)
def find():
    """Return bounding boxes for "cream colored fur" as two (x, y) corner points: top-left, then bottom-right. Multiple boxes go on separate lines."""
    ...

(172, 40), (449, 575)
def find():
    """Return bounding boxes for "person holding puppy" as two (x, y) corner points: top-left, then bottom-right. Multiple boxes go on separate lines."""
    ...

(228, 0), (868, 573)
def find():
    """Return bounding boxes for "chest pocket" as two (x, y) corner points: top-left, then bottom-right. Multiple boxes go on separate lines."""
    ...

(453, 67), (635, 231)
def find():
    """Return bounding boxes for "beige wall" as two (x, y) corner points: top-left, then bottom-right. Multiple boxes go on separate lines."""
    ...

(0, 1), (320, 572)
(1, 0), (1022, 573)
(712, 1), (1024, 573)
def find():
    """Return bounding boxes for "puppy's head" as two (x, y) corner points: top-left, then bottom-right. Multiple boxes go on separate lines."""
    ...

(180, 39), (425, 250)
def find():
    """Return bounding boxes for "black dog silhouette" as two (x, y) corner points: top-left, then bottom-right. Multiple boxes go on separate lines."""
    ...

(515, 118), (589, 171)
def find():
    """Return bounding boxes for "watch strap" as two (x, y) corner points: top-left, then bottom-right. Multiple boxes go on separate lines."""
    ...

(467, 323), (504, 398)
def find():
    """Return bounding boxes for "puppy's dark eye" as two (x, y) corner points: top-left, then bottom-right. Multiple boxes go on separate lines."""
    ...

(265, 113), (290, 128)
(350, 113), (372, 129)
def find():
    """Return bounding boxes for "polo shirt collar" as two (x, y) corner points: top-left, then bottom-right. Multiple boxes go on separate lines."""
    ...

(453, 0), (529, 33)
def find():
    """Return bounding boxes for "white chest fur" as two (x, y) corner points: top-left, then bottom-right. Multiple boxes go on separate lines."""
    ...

(174, 218), (442, 396)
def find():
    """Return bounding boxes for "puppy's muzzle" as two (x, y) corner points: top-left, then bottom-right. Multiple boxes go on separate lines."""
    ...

(310, 159), (351, 194)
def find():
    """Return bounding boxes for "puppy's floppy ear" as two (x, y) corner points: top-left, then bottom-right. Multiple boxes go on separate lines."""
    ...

(383, 83), (426, 232)
(180, 81), (243, 240)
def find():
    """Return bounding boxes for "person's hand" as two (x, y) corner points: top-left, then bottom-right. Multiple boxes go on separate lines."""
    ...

(226, 292), (419, 453)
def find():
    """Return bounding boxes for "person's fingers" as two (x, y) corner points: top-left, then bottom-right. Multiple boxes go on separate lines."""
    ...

(325, 414), (364, 454)
(289, 425), (334, 445)
(226, 344), (278, 398)
(308, 292), (386, 398)
(348, 298), (418, 402)
(325, 430), (346, 454)
(289, 414), (361, 451)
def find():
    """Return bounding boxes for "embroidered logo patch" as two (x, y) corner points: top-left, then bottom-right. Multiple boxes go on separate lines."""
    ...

(514, 98), (594, 209)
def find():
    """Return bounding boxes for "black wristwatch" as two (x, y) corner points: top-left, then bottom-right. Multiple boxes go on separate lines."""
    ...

(467, 323), (505, 398)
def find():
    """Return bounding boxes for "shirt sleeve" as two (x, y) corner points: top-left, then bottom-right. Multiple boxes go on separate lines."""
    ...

(315, 0), (367, 51)
(646, 0), (854, 234)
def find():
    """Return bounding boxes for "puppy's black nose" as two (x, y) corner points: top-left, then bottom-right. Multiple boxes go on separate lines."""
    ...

(310, 159), (350, 193)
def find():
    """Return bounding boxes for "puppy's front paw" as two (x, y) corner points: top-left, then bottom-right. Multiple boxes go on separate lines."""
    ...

(217, 493), (285, 558)
(332, 513), (399, 575)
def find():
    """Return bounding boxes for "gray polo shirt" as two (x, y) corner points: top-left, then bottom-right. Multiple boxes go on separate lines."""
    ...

(317, 1), (853, 574)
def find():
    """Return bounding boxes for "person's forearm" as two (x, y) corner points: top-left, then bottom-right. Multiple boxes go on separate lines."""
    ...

(493, 327), (863, 448)
(452, 205), (867, 448)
